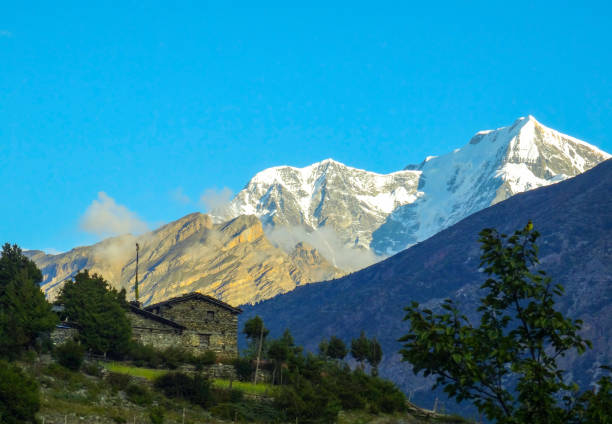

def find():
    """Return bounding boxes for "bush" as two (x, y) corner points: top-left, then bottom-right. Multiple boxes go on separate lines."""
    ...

(160, 346), (193, 369)
(212, 387), (244, 404)
(0, 360), (40, 424)
(83, 362), (103, 377)
(54, 340), (85, 371)
(233, 357), (253, 381)
(193, 350), (216, 370)
(106, 372), (132, 391)
(128, 342), (163, 368)
(125, 383), (152, 406)
(154, 372), (212, 407)
(149, 406), (165, 424)
(42, 362), (74, 381)
(210, 400), (285, 423)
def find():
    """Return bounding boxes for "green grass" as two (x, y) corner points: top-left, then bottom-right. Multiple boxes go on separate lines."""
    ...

(103, 363), (273, 396)
(212, 379), (273, 396)
(103, 362), (168, 380)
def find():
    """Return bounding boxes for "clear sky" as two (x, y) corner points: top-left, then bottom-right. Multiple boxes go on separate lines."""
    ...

(1, 1), (611, 252)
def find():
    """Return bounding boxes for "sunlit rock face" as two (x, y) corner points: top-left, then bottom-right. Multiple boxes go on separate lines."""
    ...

(31, 213), (343, 306)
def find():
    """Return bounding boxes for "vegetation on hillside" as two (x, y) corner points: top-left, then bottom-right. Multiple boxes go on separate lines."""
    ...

(399, 222), (612, 423)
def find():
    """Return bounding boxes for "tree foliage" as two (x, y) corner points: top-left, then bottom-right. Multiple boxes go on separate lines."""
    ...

(242, 315), (269, 341)
(350, 331), (382, 375)
(320, 335), (348, 361)
(366, 338), (383, 377)
(399, 222), (611, 423)
(351, 331), (370, 369)
(0, 360), (40, 423)
(276, 349), (405, 423)
(56, 270), (131, 356)
(0, 243), (57, 357)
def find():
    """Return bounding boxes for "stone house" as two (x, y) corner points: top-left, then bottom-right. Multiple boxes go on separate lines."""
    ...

(128, 292), (242, 360)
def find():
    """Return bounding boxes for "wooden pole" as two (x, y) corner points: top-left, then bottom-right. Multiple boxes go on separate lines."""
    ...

(253, 323), (264, 385)
(135, 243), (140, 302)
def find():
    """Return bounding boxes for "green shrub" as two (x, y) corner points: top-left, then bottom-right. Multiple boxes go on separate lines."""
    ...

(54, 340), (85, 371)
(154, 372), (212, 407)
(212, 387), (244, 404)
(128, 342), (163, 368)
(0, 360), (40, 424)
(149, 406), (165, 424)
(193, 350), (216, 370)
(125, 383), (152, 406)
(160, 346), (193, 369)
(111, 415), (127, 424)
(82, 362), (103, 377)
(106, 371), (132, 391)
(210, 400), (285, 423)
(42, 362), (74, 380)
(233, 357), (253, 381)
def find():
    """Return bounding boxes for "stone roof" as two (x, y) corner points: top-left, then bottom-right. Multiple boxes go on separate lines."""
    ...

(144, 292), (243, 315)
(128, 304), (186, 329)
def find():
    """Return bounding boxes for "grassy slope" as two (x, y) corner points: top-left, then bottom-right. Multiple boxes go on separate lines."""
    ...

(24, 359), (471, 423)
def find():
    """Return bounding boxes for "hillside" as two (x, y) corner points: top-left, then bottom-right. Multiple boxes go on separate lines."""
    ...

(241, 159), (612, 410)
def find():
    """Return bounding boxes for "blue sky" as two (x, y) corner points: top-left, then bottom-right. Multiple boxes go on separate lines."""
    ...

(1, 1), (611, 252)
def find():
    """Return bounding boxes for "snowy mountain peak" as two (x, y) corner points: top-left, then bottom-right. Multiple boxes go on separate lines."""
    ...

(220, 117), (610, 262)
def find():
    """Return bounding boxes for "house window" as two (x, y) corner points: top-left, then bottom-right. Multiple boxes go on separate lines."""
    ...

(207, 311), (214, 320)
(199, 334), (210, 346)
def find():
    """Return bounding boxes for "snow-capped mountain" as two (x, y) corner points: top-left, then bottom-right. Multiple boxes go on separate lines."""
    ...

(220, 159), (421, 253)
(220, 116), (610, 257)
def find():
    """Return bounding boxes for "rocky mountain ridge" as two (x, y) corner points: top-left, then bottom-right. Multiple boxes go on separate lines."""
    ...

(29, 213), (342, 306)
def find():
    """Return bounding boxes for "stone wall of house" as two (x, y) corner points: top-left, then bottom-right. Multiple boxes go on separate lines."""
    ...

(150, 299), (239, 359)
(50, 326), (79, 346)
(128, 311), (184, 351)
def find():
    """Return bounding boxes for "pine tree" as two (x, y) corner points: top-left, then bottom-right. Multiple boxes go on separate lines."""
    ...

(0, 243), (57, 358)
(57, 270), (131, 357)
(351, 331), (370, 370)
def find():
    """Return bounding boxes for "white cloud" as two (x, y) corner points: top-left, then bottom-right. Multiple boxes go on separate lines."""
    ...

(199, 187), (233, 214)
(265, 225), (382, 271)
(170, 187), (191, 205)
(80, 192), (148, 238)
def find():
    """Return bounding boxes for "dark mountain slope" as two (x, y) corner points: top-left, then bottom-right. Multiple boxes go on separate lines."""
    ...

(241, 158), (612, 409)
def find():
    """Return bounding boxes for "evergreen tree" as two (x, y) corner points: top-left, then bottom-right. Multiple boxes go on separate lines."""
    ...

(57, 270), (131, 357)
(322, 336), (347, 361)
(0, 243), (57, 358)
(351, 331), (370, 370)
(366, 338), (382, 376)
